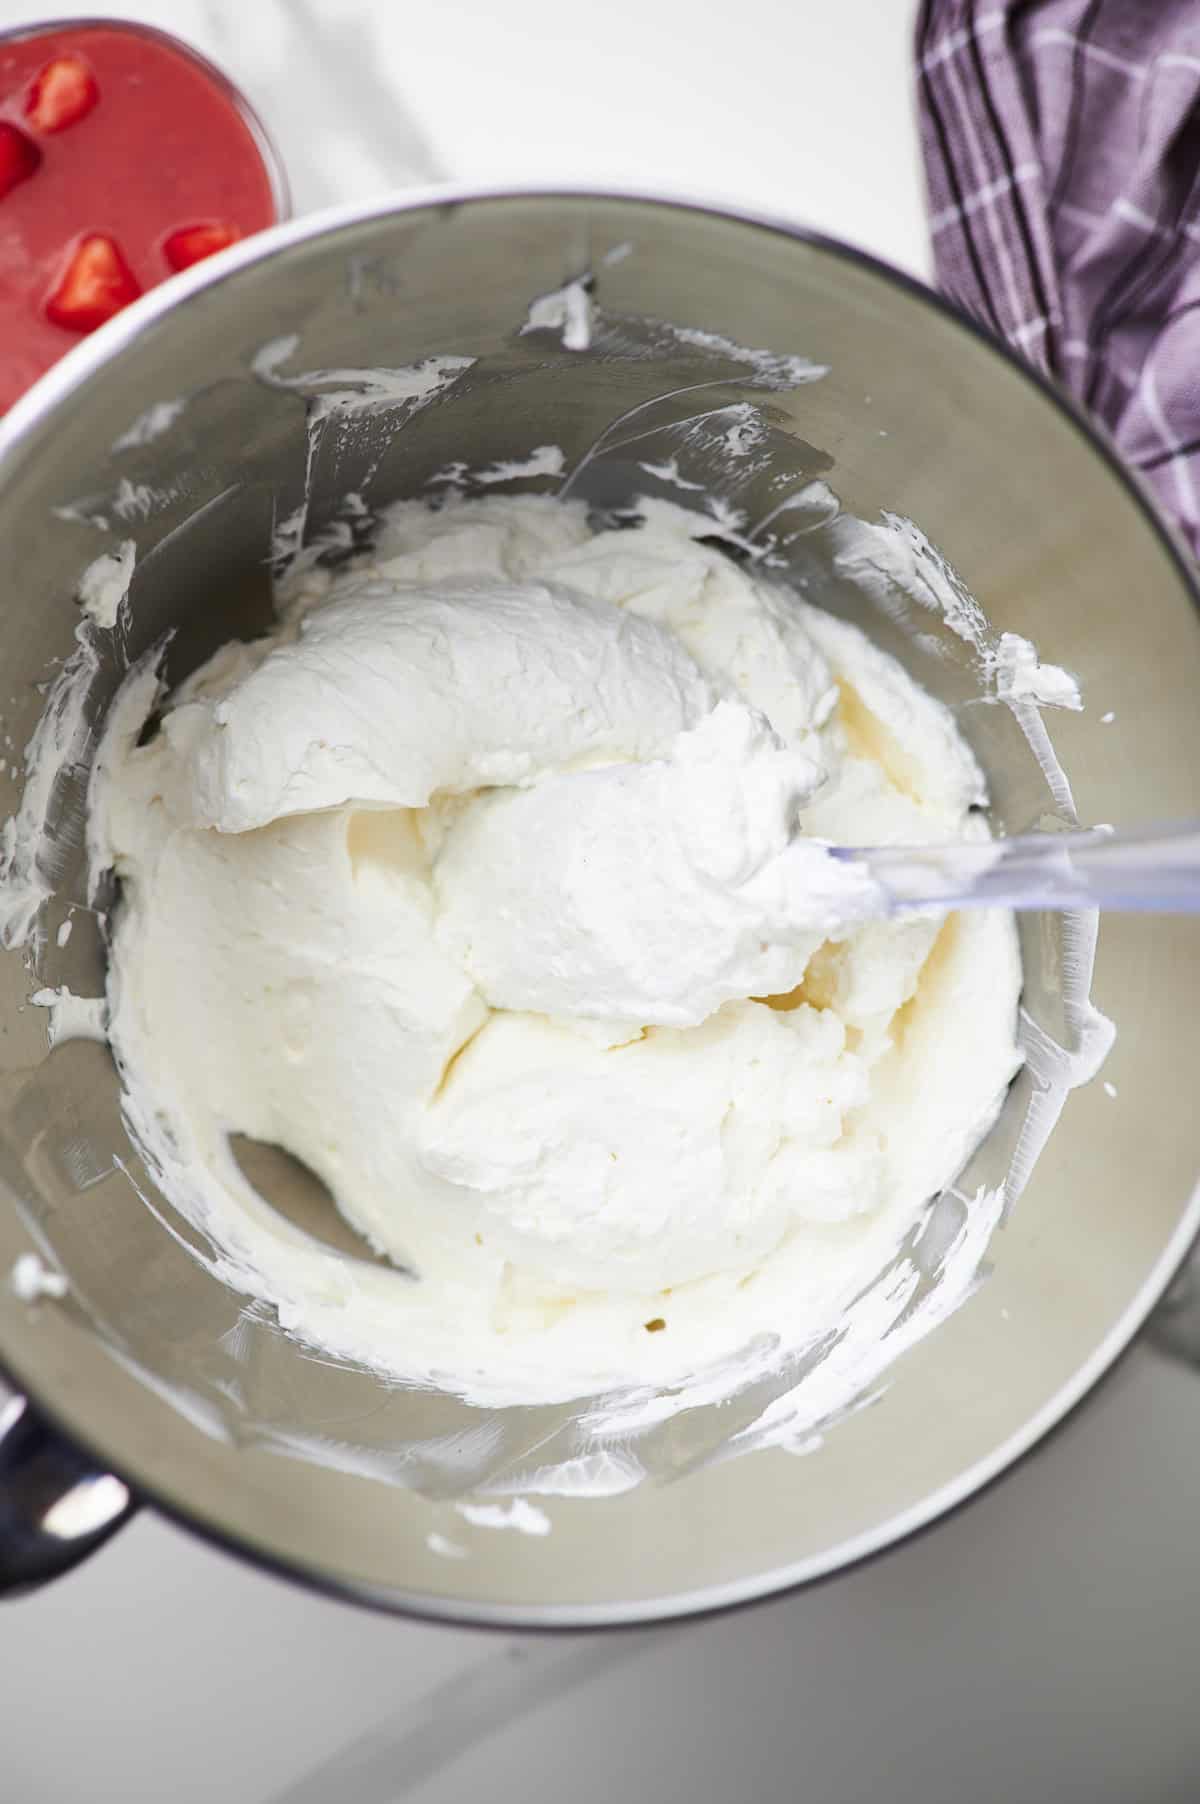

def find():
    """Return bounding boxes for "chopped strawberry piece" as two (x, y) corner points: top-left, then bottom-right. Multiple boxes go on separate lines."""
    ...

(24, 55), (100, 134)
(45, 234), (141, 334)
(0, 123), (41, 200)
(162, 220), (241, 271)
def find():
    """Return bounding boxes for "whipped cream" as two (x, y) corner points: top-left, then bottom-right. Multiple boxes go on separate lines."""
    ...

(433, 701), (881, 1029)
(88, 495), (1022, 1404)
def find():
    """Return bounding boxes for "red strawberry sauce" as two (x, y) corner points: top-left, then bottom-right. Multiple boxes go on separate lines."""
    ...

(0, 22), (282, 411)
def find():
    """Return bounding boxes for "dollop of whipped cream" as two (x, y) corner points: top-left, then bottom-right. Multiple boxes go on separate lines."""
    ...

(89, 495), (1021, 1402)
(434, 700), (881, 1029)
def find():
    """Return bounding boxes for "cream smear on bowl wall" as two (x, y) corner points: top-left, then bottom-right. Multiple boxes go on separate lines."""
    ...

(0, 262), (1113, 1500)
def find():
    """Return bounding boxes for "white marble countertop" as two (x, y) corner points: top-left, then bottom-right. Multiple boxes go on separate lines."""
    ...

(2, 3), (1199, 1800)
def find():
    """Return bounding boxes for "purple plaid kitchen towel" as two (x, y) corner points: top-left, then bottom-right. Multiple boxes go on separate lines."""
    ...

(916, 0), (1200, 557)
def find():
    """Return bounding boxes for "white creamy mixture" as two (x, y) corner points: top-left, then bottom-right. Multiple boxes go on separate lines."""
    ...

(88, 495), (1022, 1403)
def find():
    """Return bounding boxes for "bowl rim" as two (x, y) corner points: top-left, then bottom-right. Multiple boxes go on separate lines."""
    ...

(1, 181), (1198, 1629)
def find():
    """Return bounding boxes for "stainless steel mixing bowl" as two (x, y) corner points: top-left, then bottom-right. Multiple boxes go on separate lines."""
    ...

(0, 188), (1197, 1625)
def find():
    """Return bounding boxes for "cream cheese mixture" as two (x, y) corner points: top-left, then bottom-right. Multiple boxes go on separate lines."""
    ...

(88, 494), (1022, 1404)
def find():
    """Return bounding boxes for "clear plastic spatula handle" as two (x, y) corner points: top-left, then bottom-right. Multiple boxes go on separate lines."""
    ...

(844, 823), (1200, 914)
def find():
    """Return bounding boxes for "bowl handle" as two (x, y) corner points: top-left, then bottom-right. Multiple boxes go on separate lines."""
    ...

(1147, 1243), (1200, 1370)
(0, 1384), (136, 1595)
